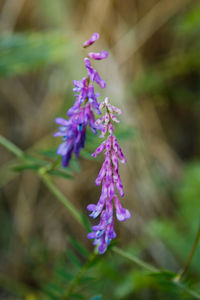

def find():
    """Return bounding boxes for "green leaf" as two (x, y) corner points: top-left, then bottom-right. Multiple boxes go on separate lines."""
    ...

(149, 270), (176, 280)
(55, 266), (73, 282)
(69, 236), (90, 258)
(48, 169), (73, 179)
(66, 249), (82, 268)
(43, 282), (64, 298)
(37, 149), (58, 160)
(12, 164), (42, 172)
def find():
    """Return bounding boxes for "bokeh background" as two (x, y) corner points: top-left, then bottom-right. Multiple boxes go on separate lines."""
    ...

(0, 0), (200, 299)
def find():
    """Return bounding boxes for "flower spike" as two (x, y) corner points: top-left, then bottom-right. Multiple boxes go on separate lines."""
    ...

(54, 33), (131, 254)
(88, 97), (131, 254)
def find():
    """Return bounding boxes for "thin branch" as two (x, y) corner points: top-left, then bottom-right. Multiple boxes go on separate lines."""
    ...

(177, 224), (200, 281)
(113, 247), (200, 300)
(0, 135), (24, 159)
(175, 281), (200, 300)
(39, 172), (83, 226)
(112, 246), (158, 273)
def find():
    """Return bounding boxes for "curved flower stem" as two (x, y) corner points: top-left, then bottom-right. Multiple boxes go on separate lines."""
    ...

(176, 224), (200, 282)
(112, 246), (158, 273)
(175, 281), (200, 300)
(0, 135), (25, 159)
(39, 172), (83, 226)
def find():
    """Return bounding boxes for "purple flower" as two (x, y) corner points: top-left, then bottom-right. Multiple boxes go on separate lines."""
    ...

(91, 140), (106, 158)
(88, 83), (101, 114)
(83, 33), (100, 48)
(84, 58), (106, 89)
(87, 209), (116, 254)
(54, 111), (86, 166)
(114, 195), (131, 222)
(87, 97), (131, 254)
(54, 33), (108, 167)
(88, 51), (108, 60)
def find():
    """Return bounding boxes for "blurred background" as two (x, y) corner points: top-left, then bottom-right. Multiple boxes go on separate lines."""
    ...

(0, 0), (200, 299)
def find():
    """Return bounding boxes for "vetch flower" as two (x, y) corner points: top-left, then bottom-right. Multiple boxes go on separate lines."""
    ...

(88, 51), (108, 60)
(54, 33), (108, 167)
(83, 33), (100, 48)
(87, 97), (131, 254)
(84, 58), (106, 89)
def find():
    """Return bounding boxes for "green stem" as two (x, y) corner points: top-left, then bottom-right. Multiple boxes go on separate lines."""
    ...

(0, 135), (24, 159)
(39, 172), (83, 226)
(112, 246), (158, 273)
(113, 247), (200, 299)
(177, 224), (200, 281)
(0, 134), (84, 226)
(175, 282), (200, 300)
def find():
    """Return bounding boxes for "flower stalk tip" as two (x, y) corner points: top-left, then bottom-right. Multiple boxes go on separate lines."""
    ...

(83, 33), (100, 48)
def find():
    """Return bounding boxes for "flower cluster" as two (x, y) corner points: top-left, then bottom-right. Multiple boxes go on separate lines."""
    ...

(54, 33), (131, 254)
(54, 33), (108, 167)
(87, 97), (131, 254)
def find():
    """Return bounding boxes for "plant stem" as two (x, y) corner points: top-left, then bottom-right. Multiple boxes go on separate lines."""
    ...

(175, 281), (200, 300)
(0, 135), (24, 159)
(177, 224), (200, 281)
(113, 247), (200, 299)
(39, 172), (83, 226)
(0, 134), (84, 226)
(112, 246), (158, 273)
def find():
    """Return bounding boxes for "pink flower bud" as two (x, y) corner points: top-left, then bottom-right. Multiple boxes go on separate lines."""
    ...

(110, 113), (120, 123)
(88, 51), (108, 60)
(108, 123), (114, 134)
(91, 141), (106, 157)
(99, 125), (107, 138)
(83, 33), (100, 48)
(104, 112), (110, 124)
